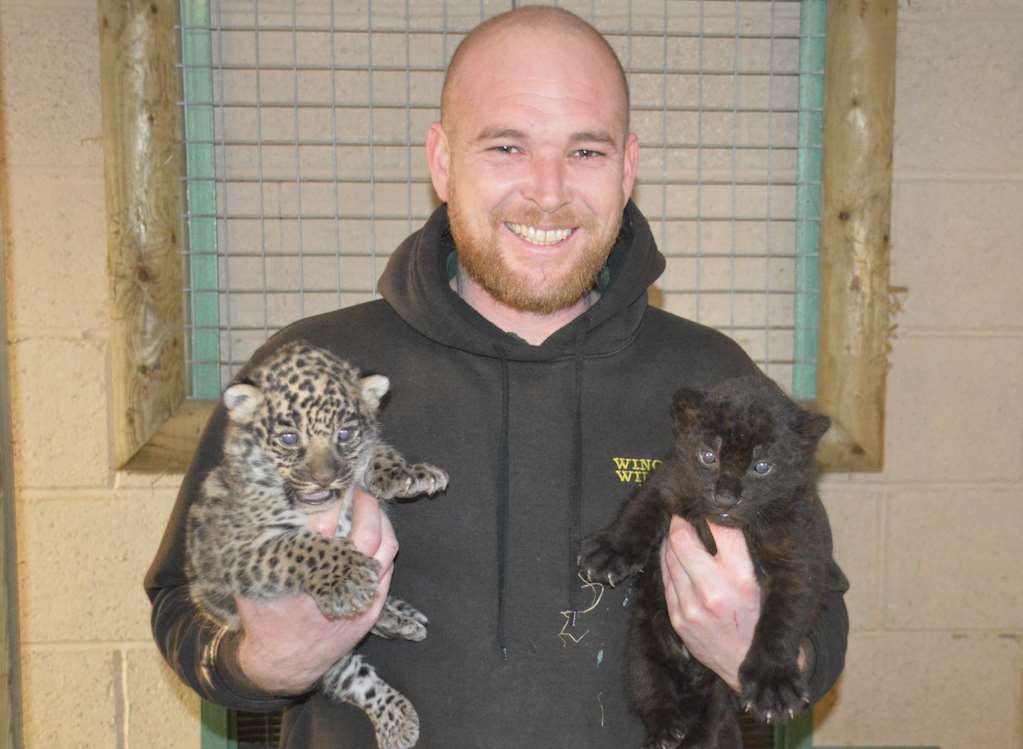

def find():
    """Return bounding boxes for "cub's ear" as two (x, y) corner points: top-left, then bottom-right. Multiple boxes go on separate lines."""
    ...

(359, 375), (390, 412)
(671, 389), (706, 433)
(223, 383), (264, 425)
(793, 409), (831, 442)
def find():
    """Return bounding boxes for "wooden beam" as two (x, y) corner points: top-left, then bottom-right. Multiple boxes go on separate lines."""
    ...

(100, 0), (187, 467)
(122, 399), (216, 475)
(817, 0), (898, 471)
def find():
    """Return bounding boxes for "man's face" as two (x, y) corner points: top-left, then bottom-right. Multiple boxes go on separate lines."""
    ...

(428, 25), (639, 313)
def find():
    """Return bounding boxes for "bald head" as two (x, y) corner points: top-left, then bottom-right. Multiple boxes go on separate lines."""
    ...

(440, 6), (630, 136)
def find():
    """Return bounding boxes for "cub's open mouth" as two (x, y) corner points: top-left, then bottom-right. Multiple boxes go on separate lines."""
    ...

(299, 488), (335, 505)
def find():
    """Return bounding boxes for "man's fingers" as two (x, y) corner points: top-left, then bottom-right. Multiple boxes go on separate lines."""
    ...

(662, 538), (696, 620)
(308, 500), (344, 538)
(350, 489), (399, 568)
(665, 516), (717, 580)
(706, 522), (757, 581)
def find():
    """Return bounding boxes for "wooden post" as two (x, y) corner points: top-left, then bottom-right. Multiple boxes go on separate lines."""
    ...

(816, 0), (898, 471)
(100, 0), (187, 467)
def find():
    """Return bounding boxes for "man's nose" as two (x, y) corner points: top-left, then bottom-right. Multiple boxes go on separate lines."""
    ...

(524, 155), (569, 213)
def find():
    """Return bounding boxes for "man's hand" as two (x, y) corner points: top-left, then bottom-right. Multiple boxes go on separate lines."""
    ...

(660, 516), (761, 693)
(236, 489), (397, 695)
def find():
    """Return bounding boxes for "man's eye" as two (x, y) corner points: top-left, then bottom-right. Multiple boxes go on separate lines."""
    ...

(574, 148), (603, 159)
(492, 145), (520, 155)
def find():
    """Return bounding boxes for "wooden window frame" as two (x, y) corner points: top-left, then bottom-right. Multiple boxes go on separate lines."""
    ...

(100, 0), (897, 475)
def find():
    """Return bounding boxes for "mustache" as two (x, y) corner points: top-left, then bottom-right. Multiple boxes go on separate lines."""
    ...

(495, 207), (586, 229)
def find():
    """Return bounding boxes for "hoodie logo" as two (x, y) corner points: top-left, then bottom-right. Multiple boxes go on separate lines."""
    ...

(612, 457), (662, 485)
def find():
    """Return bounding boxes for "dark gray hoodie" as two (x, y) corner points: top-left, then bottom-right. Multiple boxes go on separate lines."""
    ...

(146, 202), (848, 748)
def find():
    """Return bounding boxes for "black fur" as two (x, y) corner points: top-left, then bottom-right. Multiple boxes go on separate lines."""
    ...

(578, 375), (832, 749)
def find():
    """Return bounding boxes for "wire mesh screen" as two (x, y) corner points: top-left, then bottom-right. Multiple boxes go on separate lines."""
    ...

(179, 0), (824, 399)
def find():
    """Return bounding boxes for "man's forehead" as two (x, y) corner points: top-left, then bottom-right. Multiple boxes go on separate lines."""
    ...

(452, 58), (628, 138)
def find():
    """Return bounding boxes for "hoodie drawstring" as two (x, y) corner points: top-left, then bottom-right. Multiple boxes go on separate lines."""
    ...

(494, 329), (588, 657)
(567, 335), (586, 619)
(495, 346), (511, 660)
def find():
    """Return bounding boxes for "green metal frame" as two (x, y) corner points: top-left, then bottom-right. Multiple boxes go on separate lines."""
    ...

(0, 124), (23, 749)
(200, 700), (236, 749)
(792, 0), (827, 401)
(181, 0), (222, 400)
(182, 8), (233, 747)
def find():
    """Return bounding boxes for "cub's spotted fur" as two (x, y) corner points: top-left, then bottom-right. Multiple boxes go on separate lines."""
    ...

(186, 341), (448, 749)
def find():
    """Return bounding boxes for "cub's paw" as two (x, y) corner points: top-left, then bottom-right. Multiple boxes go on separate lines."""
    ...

(372, 692), (420, 749)
(370, 462), (449, 500)
(309, 551), (381, 618)
(739, 656), (810, 724)
(577, 533), (641, 587)
(642, 722), (687, 749)
(373, 596), (429, 641)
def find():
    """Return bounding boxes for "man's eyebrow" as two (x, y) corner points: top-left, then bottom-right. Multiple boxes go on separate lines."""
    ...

(473, 127), (619, 148)
(570, 130), (618, 149)
(474, 127), (528, 143)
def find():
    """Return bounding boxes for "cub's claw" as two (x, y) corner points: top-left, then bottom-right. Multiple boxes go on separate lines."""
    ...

(309, 551), (380, 618)
(739, 655), (810, 725)
(371, 462), (449, 500)
(577, 533), (642, 586)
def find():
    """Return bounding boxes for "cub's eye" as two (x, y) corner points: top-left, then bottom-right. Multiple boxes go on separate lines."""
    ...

(336, 427), (356, 443)
(697, 448), (717, 467)
(277, 432), (299, 447)
(753, 461), (773, 476)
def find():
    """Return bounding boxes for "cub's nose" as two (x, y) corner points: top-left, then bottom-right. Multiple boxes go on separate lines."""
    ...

(713, 476), (743, 508)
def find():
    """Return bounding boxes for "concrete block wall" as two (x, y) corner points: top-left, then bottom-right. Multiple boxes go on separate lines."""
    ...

(0, 1), (1019, 747)
(0, 0), (201, 747)
(811, 2), (1023, 747)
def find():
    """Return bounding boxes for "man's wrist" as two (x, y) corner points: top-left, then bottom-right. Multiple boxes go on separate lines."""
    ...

(235, 631), (319, 697)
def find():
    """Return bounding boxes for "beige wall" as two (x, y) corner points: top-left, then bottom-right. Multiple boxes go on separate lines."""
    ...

(0, 1), (1019, 748)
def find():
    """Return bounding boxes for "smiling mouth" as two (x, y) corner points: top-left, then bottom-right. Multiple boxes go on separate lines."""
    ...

(505, 222), (576, 246)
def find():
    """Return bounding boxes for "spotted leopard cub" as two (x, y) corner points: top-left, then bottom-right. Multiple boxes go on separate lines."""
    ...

(186, 340), (448, 749)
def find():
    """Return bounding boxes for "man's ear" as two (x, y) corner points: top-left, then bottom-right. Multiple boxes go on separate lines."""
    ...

(426, 121), (452, 203)
(621, 131), (639, 201)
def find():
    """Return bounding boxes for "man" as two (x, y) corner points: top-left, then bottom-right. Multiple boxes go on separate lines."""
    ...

(147, 7), (848, 747)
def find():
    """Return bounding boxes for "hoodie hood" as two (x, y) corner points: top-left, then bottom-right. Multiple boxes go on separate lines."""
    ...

(377, 200), (665, 360)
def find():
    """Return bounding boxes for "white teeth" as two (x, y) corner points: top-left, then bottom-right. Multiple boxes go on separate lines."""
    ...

(506, 223), (573, 245)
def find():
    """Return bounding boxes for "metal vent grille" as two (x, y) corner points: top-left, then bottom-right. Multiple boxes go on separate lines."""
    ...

(229, 706), (778, 748)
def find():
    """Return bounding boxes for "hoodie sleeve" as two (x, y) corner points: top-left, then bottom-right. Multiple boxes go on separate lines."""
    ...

(803, 559), (850, 704)
(143, 404), (301, 713)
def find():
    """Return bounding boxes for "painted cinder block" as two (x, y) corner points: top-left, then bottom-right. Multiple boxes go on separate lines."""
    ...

(16, 492), (179, 644)
(894, 9), (1023, 174)
(885, 487), (1023, 630)
(813, 631), (1020, 749)
(7, 336), (111, 489)
(820, 484), (884, 632)
(20, 648), (118, 749)
(883, 334), (1023, 483)
(891, 179), (1023, 332)
(4, 173), (109, 334)
(125, 647), (201, 749)
(0, 4), (103, 170)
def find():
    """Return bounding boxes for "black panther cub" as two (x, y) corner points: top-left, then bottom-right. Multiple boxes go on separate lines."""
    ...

(579, 375), (832, 749)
